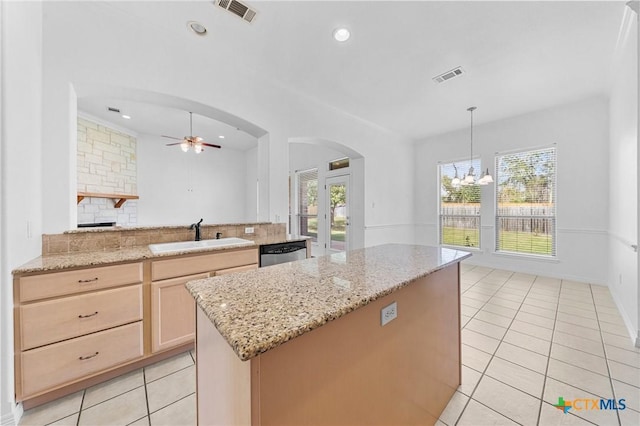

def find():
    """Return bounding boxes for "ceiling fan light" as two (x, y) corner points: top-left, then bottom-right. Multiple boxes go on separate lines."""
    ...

(180, 141), (190, 152)
(194, 143), (203, 154)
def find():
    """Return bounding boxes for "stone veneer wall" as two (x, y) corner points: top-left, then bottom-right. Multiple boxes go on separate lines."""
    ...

(77, 117), (137, 226)
(42, 223), (286, 255)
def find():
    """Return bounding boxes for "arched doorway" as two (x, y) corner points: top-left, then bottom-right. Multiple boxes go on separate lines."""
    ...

(289, 138), (364, 256)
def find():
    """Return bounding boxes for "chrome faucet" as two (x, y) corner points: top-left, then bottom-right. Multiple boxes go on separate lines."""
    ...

(190, 218), (203, 241)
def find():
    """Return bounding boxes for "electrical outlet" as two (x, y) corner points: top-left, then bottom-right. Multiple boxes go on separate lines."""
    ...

(381, 301), (397, 326)
(245, 227), (254, 234)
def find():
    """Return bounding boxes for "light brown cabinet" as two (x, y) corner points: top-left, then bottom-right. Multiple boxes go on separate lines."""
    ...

(14, 245), (260, 407)
(150, 248), (258, 353)
(151, 273), (208, 353)
(14, 263), (144, 401)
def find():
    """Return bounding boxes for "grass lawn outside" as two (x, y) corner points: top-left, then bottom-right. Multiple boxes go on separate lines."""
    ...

(442, 227), (553, 255)
(442, 227), (479, 248)
(304, 217), (346, 242)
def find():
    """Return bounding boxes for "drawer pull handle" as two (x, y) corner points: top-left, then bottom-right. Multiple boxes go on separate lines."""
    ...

(78, 311), (99, 319)
(78, 277), (99, 283)
(79, 352), (99, 360)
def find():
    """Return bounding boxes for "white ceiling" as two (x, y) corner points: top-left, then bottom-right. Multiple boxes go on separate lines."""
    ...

(77, 98), (259, 151)
(69, 0), (626, 142)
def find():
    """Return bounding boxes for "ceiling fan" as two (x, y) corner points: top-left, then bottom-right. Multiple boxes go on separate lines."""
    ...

(162, 112), (221, 154)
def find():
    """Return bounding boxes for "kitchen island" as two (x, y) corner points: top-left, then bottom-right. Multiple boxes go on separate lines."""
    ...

(187, 244), (471, 425)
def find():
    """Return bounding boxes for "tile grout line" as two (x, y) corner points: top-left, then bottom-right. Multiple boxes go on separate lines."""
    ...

(454, 269), (541, 426)
(147, 392), (195, 418)
(142, 368), (151, 424)
(450, 267), (503, 425)
(76, 390), (85, 426)
(589, 283), (623, 426)
(535, 277), (563, 426)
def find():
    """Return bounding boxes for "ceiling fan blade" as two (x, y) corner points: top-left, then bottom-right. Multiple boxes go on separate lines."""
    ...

(165, 142), (182, 146)
(162, 135), (183, 141)
(202, 143), (222, 149)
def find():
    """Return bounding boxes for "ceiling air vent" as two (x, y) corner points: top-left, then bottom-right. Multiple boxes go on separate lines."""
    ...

(432, 67), (464, 84)
(107, 107), (121, 113)
(216, 0), (257, 23)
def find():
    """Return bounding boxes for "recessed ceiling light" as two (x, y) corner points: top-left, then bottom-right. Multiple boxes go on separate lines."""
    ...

(121, 114), (131, 120)
(187, 21), (207, 36)
(218, 135), (225, 139)
(333, 27), (350, 42)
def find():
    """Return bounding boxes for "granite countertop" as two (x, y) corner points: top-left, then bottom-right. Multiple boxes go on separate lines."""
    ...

(13, 236), (310, 274)
(186, 244), (471, 361)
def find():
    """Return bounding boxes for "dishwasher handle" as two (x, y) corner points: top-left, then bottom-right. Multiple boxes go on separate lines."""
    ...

(260, 241), (307, 255)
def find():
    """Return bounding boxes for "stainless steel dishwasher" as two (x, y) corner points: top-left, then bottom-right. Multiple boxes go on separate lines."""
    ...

(259, 240), (307, 267)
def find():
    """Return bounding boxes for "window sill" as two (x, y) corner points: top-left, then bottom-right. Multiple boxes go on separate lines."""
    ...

(492, 251), (560, 263)
(441, 244), (482, 253)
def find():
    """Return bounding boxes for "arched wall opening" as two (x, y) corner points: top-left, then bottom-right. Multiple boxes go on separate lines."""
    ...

(66, 84), (273, 228)
(289, 138), (365, 255)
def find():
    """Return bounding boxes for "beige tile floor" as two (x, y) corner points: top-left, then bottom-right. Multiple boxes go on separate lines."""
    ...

(19, 351), (196, 426)
(440, 264), (640, 426)
(18, 264), (640, 426)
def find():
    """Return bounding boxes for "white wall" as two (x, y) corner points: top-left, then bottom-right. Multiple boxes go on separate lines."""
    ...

(415, 96), (610, 284)
(245, 146), (258, 222)
(0, 1), (43, 423)
(137, 135), (252, 226)
(608, 6), (638, 345)
(39, 1), (415, 242)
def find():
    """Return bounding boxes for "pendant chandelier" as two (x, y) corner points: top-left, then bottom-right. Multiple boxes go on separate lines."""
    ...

(451, 106), (493, 187)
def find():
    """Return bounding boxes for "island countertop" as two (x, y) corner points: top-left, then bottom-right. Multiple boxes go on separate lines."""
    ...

(186, 244), (471, 361)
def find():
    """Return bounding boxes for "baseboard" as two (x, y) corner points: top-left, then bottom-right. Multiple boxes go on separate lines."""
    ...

(608, 284), (640, 345)
(1, 410), (17, 426)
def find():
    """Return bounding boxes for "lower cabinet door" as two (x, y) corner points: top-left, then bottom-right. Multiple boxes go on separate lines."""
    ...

(151, 273), (209, 353)
(20, 321), (143, 398)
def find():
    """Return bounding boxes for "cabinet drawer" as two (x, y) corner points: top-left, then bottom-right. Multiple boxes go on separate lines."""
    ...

(152, 248), (258, 281)
(19, 263), (143, 302)
(214, 263), (258, 276)
(21, 322), (143, 398)
(20, 285), (143, 350)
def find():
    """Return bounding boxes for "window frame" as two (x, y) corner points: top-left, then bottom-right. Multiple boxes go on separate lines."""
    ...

(494, 146), (557, 258)
(295, 168), (319, 243)
(437, 157), (482, 250)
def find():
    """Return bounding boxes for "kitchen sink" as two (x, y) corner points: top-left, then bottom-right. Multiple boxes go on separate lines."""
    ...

(149, 237), (255, 254)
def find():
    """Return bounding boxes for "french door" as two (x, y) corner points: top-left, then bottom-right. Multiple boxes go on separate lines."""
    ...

(325, 175), (349, 254)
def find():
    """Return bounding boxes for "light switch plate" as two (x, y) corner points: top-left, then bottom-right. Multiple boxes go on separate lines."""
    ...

(381, 301), (397, 326)
(245, 227), (254, 234)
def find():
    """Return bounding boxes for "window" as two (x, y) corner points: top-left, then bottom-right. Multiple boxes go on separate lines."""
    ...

(297, 168), (318, 242)
(495, 147), (556, 256)
(439, 159), (481, 248)
(329, 157), (349, 171)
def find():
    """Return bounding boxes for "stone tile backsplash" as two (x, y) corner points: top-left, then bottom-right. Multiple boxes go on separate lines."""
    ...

(77, 117), (138, 226)
(42, 223), (286, 255)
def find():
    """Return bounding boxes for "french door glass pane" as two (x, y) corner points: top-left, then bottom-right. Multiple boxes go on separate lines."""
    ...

(328, 182), (347, 251)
